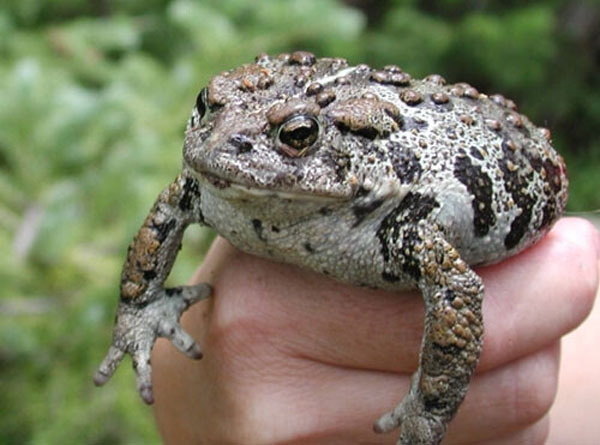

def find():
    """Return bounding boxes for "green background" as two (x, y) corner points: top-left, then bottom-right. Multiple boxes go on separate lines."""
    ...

(1, 0), (598, 443)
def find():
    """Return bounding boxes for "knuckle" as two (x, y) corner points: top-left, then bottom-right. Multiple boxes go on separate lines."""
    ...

(513, 343), (560, 425)
(557, 220), (599, 324)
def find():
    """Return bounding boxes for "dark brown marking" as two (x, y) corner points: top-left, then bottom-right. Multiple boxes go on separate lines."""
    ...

(453, 155), (496, 237)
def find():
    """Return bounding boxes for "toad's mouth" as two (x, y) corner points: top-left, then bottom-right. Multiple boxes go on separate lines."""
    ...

(192, 170), (351, 202)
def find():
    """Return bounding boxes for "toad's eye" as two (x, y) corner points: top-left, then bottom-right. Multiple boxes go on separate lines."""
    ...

(195, 87), (208, 120)
(277, 115), (320, 157)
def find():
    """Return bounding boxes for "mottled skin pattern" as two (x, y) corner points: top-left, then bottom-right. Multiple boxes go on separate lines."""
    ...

(94, 52), (568, 444)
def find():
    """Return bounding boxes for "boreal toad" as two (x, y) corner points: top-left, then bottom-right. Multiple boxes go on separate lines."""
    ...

(94, 51), (568, 444)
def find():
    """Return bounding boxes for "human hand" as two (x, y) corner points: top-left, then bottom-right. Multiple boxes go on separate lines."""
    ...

(152, 217), (599, 444)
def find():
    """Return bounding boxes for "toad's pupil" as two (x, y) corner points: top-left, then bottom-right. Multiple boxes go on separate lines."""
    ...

(287, 127), (311, 142)
(195, 88), (207, 119)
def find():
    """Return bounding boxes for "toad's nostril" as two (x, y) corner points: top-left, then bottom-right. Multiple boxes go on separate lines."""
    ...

(229, 134), (253, 153)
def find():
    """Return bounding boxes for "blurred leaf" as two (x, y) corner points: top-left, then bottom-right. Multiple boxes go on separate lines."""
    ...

(451, 5), (556, 89)
(367, 6), (452, 75)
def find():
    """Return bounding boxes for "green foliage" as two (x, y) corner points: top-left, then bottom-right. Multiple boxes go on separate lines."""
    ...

(1, 0), (598, 443)
(449, 5), (557, 88)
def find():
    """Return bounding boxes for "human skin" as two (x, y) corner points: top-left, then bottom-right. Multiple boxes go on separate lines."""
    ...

(152, 217), (599, 444)
(548, 225), (600, 445)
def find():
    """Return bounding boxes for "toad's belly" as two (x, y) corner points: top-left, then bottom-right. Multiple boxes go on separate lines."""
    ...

(198, 184), (542, 291)
(199, 187), (415, 290)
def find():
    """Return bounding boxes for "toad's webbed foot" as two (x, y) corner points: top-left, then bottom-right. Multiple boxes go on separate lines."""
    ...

(374, 373), (447, 445)
(93, 283), (211, 404)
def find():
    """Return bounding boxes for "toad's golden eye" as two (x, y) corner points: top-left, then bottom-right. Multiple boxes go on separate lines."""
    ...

(277, 115), (320, 157)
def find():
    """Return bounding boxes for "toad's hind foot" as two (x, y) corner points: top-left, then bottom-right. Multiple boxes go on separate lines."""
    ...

(93, 283), (212, 404)
(373, 375), (447, 445)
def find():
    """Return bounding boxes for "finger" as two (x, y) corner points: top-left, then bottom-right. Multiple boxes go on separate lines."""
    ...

(548, 263), (600, 444)
(160, 321), (203, 359)
(187, 220), (597, 375)
(171, 283), (213, 307)
(184, 283), (213, 303)
(93, 346), (125, 386)
(151, 329), (558, 444)
(478, 217), (598, 371)
(474, 414), (550, 445)
(132, 345), (154, 404)
(446, 341), (559, 444)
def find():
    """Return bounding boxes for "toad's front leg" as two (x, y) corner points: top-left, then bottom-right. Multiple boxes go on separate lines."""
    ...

(94, 173), (211, 404)
(375, 223), (484, 444)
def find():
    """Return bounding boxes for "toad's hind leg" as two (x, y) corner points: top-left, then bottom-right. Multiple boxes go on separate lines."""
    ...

(375, 225), (484, 444)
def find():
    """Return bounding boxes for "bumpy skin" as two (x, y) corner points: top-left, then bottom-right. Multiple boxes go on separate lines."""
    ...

(95, 52), (568, 444)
